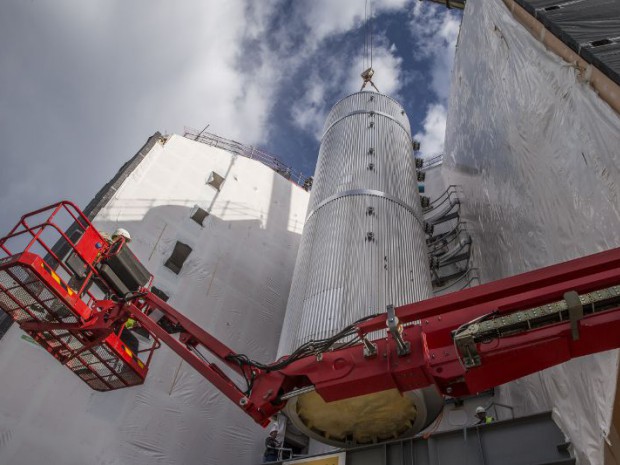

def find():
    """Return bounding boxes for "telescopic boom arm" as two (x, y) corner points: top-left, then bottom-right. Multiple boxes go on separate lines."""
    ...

(1, 201), (619, 427)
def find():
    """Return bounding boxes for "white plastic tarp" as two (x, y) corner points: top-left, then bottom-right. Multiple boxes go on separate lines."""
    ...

(441, 0), (620, 463)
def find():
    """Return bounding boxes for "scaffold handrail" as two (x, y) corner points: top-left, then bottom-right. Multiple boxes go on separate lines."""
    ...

(183, 127), (309, 188)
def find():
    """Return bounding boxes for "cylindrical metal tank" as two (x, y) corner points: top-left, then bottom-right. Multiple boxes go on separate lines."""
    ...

(278, 91), (443, 446)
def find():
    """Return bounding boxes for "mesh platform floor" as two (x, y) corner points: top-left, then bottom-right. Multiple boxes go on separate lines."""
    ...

(0, 264), (143, 390)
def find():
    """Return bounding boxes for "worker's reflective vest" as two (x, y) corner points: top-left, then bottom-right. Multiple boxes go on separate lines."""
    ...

(476, 415), (494, 425)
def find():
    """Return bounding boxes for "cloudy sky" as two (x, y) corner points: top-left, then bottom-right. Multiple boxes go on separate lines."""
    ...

(0, 0), (461, 234)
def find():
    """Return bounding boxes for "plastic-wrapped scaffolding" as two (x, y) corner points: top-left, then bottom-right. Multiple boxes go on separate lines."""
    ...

(279, 91), (443, 447)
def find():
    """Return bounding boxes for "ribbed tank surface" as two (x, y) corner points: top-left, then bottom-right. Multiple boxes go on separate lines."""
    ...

(278, 92), (441, 446)
(279, 92), (431, 355)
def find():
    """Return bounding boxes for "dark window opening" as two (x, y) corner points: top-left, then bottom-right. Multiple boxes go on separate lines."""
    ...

(164, 242), (192, 275)
(591, 38), (612, 48)
(191, 206), (209, 226)
(207, 171), (225, 190)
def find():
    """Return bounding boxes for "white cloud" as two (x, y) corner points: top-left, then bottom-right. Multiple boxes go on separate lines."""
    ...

(291, 36), (404, 139)
(344, 43), (404, 97)
(0, 0), (285, 234)
(303, 0), (366, 43)
(409, 2), (461, 157)
(409, 1), (460, 100)
(25, 0), (280, 147)
(291, 78), (330, 138)
(233, 1), (411, 142)
(414, 103), (448, 157)
(278, 0), (411, 140)
(303, 0), (410, 45)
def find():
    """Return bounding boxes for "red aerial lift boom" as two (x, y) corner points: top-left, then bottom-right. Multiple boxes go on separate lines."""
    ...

(1, 201), (619, 427)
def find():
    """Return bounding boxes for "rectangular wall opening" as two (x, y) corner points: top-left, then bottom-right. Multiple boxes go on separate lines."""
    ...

(206, 171), (225, 190)
(164, 242), (193, 275)
(190, 206), (209, 226)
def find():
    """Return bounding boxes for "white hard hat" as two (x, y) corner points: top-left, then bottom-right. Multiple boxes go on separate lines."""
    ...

(475, 406), (486, 414)
(113, 228), (131, 242)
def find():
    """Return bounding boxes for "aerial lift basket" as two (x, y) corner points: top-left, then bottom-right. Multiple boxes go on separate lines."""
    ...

(0, 202), (152, 391)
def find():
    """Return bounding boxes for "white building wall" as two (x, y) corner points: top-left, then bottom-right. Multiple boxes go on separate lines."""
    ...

(441, 0), (620, 463)
(0, 134), (309, 465)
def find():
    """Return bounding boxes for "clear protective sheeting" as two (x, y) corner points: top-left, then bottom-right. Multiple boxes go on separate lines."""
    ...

(0, 135), (309, 465)
(441, 0), (620, 463)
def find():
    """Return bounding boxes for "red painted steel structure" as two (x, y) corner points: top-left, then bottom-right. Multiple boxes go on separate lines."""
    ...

(0, 202), (152, 391)
(1, 201), (620, 427)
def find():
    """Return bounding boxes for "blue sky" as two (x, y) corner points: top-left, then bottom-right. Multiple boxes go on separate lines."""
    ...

(0, 0), (461, 234)
(263, 2), (462, 175)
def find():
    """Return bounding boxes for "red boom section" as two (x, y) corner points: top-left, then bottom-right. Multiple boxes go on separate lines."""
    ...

(270, 246), (620, 406)
(129, 246), (620, 424)
(355, 246), (620, 397)
(1, 201), (620, 427)
(122, 293), (279, 426)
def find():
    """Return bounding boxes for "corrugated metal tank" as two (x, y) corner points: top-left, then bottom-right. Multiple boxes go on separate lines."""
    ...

(279, 91), (443, 446)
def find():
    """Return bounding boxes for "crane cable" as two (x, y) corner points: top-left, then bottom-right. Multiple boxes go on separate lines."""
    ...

(361, 0), (380, 92)
(369, 0), (373, 69)
(363, 0), (374, 70)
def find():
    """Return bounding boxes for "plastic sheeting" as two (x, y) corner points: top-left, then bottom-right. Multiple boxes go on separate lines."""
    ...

(440, 0), (620, 463)
(0, 134), (309, 465)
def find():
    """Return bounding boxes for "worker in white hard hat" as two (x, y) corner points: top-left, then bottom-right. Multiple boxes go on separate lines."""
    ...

(112, 228), (131, 243)
(475, 406), (495, 425)
(262, 428), (281, 463)
(100, 227), (131, 247)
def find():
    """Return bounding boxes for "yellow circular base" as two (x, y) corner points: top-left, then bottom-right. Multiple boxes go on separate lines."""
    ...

(295, 389), (418, 444)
